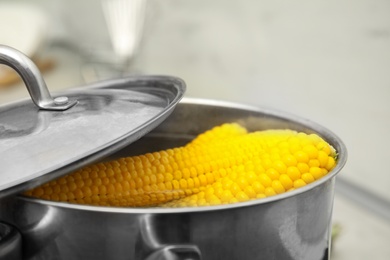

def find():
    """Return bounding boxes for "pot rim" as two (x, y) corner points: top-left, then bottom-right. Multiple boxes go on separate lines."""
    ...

(17, 97), (347, 214)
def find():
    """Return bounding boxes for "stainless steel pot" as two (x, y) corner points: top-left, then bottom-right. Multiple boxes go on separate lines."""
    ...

(0, 98), (347, 260)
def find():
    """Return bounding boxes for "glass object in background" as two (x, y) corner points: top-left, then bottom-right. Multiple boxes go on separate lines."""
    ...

(102, 0), (147, 69)
(60, 0), (148, 83)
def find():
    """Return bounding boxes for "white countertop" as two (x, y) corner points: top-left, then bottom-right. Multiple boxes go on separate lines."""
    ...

(332, 195), (390, 260)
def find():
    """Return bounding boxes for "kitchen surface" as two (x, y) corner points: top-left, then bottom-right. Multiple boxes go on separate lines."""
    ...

(0, 0), (389, 259)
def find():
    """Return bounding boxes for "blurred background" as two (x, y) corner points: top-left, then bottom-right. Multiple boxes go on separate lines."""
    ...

(0, 0), (389, 259)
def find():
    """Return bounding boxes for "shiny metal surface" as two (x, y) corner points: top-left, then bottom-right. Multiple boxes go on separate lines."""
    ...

(0, 222), (22, 260)
(0, 98), (347, 260)
(0, 75), (185, 199)
(0, 45), (77, 110)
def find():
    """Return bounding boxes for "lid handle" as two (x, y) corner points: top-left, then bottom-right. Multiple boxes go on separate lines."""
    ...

(0, 45), (77, 110)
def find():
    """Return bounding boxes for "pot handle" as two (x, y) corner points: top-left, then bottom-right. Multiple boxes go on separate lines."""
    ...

(145, 244), (202, 260)
(0, 44), (77, 110)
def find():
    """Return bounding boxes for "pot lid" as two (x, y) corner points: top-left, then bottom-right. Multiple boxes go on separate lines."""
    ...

(0, 45), (186, 199)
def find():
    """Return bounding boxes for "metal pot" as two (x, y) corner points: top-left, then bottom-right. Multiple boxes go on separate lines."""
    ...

(0, 97), (347, 260)
(0, 45), (347, 259)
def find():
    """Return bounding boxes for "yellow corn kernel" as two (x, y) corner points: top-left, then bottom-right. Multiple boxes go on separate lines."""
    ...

(297, 163), (310, 174)
(301, 173), (315, 184)
(266, 168), (280, 180)
(26, 123), (337, 208)
(279, 174), (293, 190)
(318, 151), (329, 168)
(230, 183), (241, 196)
(259, 173), (272, 187)
(251, 181), (265, 194)
(317, 141), (332, 155)
(326, 156), (336, 171)
(294, 151), (309, 163)
(293, 179), (307, 189)
(303, 144), (318, 159)
(282, 154), (298, 167)
(309, 159), (320, 167)
(310, 167), (324, 180)
(264, 187), (277, 197)
(32, 187), (44, 197)
(272, 180), (286, 194)
(286, 166), (301, 181)
(243, 186), (257, 199)
(221, 190), (234, 203)
(236, 191), (250, 202)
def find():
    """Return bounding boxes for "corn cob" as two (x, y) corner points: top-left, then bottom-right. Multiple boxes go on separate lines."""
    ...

(25, 123), (337, 207)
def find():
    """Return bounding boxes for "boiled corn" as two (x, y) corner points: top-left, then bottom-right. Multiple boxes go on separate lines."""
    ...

(25, 123), (337, 207)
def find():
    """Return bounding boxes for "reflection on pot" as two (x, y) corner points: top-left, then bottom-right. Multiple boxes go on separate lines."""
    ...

(0, 197), (64, 259)
(274, 182), (333, 260)
(138, 214), (201, 260)
(0, 222), (22, 260)
(0, 105), (51, 139)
